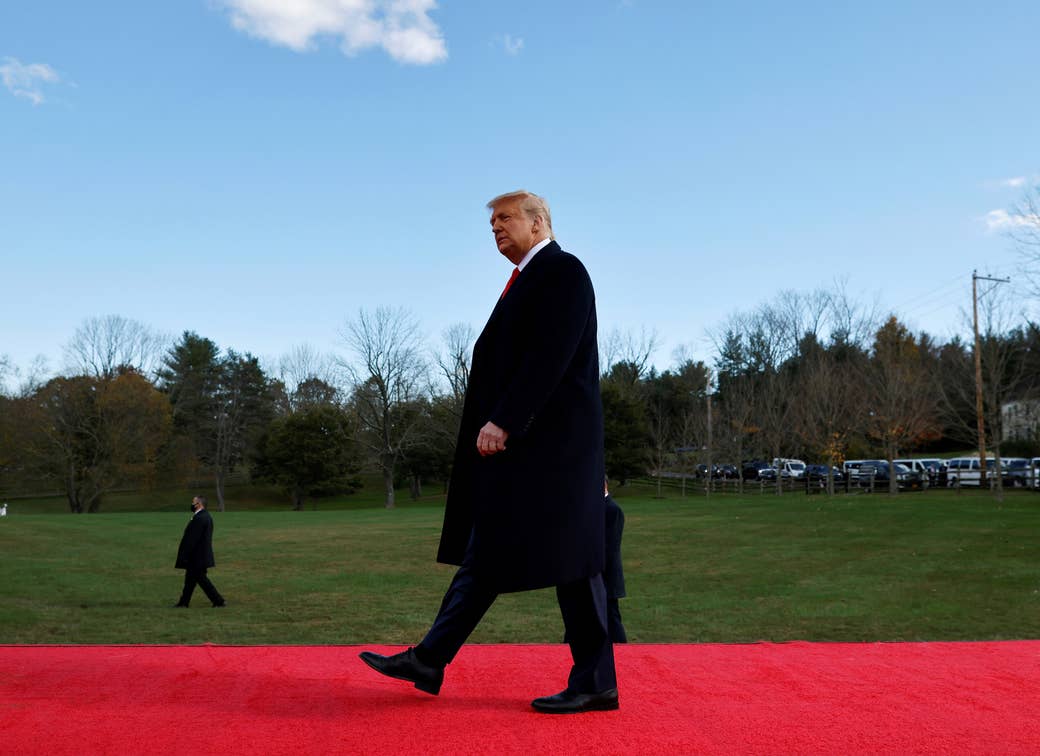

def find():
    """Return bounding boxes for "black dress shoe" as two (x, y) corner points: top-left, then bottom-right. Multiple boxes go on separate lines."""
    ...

(172, 603), (189, 608)
(212, 601), (226, 607)
(531, 688), (619, 714)
(358, 648), (444, 695)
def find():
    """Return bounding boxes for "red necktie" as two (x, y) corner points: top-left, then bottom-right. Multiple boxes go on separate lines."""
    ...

(500, 267), (520, 299)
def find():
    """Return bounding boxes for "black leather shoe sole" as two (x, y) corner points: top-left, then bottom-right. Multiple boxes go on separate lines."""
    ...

(531, 689), (619, 714)
(358, 651), (442, 695)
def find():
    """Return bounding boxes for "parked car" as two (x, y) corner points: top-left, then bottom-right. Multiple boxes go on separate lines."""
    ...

(716, 463), (739, 479)
(758, 466), (783, 481)
(805, 464), (845, 484)
(857, 460), (924, 491)
(1002, 458), (1036, 488)
(742, 460), (771, 480)
(894, 458), (939, 487)
(694, 464), (731, 479)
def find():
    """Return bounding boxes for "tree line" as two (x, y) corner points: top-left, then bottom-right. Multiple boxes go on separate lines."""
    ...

(0, 308), (464, 511)
(1, 285), (1039, 510)
(610, 288), (1040, 498)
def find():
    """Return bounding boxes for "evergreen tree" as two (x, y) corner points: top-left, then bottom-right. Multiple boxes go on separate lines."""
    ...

(254, 405), (361, 510)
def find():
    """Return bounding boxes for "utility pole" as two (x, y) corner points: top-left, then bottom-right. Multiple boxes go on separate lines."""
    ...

(705, 373), (713, 499)
(972, 270), (1010, 484)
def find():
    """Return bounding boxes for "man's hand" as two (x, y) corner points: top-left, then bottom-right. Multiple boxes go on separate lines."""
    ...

(477, 421), (509, 456)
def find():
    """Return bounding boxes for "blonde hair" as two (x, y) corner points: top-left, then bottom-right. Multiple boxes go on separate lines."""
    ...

(486, 190), (553, 237)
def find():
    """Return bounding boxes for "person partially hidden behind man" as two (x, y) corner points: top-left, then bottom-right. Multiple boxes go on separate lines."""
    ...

(173, 495), (226, 608)
(603, 477), (628, 642)
(359, 190), (617, 713)
(566, 476), (627, 645)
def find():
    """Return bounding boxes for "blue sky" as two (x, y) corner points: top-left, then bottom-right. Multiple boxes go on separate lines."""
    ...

(2, 0), (1039, 387)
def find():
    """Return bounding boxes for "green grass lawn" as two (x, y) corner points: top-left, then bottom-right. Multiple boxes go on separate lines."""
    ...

(1, 487), (1038, 645)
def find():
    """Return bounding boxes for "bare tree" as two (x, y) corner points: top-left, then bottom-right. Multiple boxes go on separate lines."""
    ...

(726, 306), (801, 494)
(277, 344), (338, 391)
(668, 360), (710, 497)
(1008, 182), (1040, 295)
(711, 285), (880, 371)
(273, 344), (342, 414)
(0, 355), (52, 398)
(828, 280), (882, 351)
(673, 405), (704, 496)
(939, 293), (1029, 499)
(644, 375), (674, 500)
(792, 344), (868, 494)
(395, 324), (476, 497)
(710, 284), (884, 495)
(340, 307), (430, 509)
(0, 355), (11, 397)
(435, 322), (475, 420)
(775, 289), (832, 350)
(22, 356), (52, 397)
(64, 315), (167, 380)
(715, 373), (759, 492)
(600, 326), (660, 378)
(758, 368), (797, 494)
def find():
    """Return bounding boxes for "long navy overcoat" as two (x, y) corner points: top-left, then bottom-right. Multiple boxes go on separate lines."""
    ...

(175, 508), (216, 571)
(437, 242), (606, 593)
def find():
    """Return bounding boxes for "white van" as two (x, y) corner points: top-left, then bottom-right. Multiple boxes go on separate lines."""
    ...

(843, 460), (865, 481)
(772, 458), (807, 479)
(1032, 458), (1040, 489)
(945, 457), (998, 487)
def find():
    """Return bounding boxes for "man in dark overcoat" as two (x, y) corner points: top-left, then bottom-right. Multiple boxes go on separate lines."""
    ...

(173, 495), (225, 608)
(360, 190), (616, 713)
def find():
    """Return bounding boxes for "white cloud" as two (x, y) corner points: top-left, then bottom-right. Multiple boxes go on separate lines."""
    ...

(983, 175), (1039, 191)
(0, 57), (60, 105)
(501, 34), (524, 56)
(984, 209), (1040, 232)
(219, 0), (447, 65)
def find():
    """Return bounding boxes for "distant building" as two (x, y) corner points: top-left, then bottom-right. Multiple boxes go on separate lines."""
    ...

(1001, 400), (1040, 442)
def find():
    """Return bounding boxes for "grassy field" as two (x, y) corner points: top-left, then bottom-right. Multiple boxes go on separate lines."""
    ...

(1, 486), (1038, 645)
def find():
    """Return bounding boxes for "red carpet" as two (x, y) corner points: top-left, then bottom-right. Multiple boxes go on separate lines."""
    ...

(2, 642), (1038, 755)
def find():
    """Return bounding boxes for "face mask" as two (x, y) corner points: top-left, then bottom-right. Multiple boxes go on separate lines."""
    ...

(190, 503), (198, 512)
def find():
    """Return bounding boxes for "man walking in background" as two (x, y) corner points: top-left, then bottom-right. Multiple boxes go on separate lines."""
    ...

(359, 190), (617, 713)
(174, 495), (226, 608)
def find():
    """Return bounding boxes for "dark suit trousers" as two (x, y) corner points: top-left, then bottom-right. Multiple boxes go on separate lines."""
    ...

(179, 568), (224, 606)
(416, 540), (616, 694)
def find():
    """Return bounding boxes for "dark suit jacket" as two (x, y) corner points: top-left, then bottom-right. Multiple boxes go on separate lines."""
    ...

(175, 508), (216, 571)
(437, 241), (606, 593)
